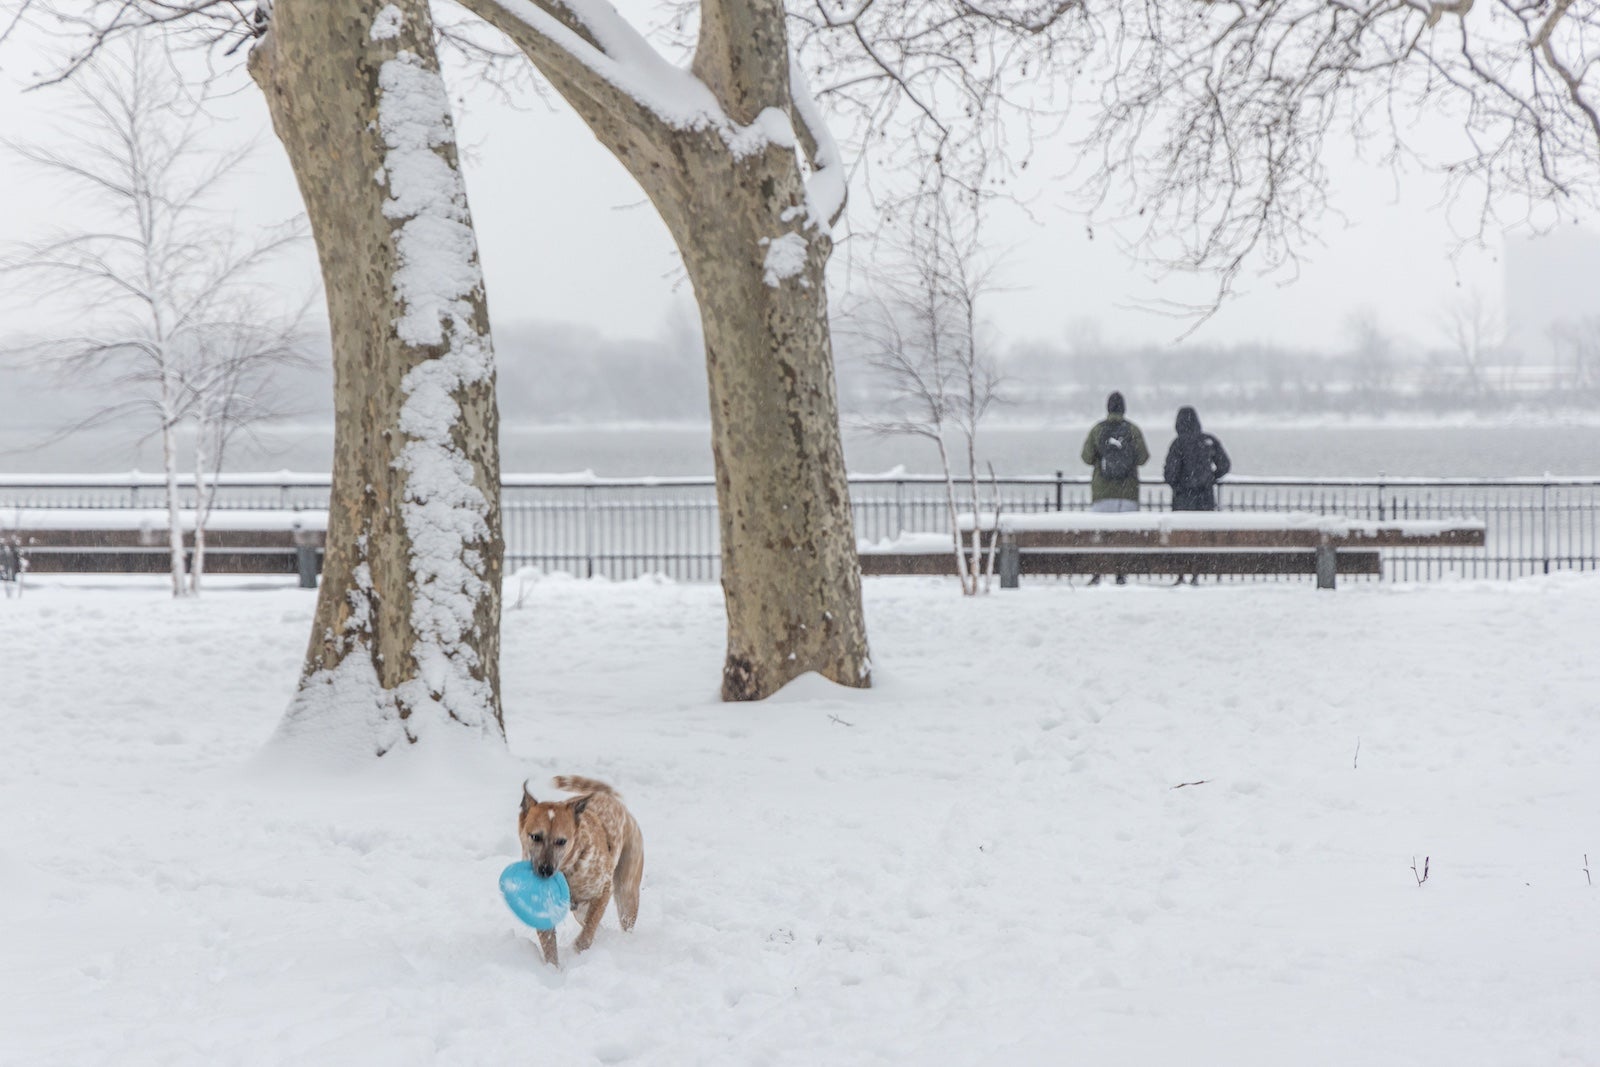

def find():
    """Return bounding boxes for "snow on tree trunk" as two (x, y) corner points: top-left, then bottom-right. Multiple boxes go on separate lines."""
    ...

(462, 0), (871, 700)
(249, 0), (504, 755)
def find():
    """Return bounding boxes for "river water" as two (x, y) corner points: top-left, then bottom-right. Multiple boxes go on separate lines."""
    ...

(3, 421), (1598, 479)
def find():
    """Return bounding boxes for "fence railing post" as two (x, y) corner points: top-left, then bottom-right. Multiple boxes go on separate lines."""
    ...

(1316, 535), (1338, 590)
(1542, 481), (1551, 575)
(584, 485), (596, 579)
(1054, 470), (1064, 512)
(999, 530), (1021, 589)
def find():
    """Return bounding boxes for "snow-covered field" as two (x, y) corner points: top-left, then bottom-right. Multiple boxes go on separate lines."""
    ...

(3, 572), (1598, 1065)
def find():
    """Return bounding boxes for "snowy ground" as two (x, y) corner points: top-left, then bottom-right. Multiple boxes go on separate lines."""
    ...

(3, 571), (1598, 1066)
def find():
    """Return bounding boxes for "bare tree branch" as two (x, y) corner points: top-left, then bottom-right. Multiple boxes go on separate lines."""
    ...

(11, 0), (1599, 329)
(1077, 0), (1600, 320)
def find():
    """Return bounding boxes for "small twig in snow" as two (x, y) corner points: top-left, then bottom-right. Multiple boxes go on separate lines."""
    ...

(1353, 737), (1361, 769)
(1584, 854), (1591, 887)
(828, 714), (854, 727)
(1412, 855), (1430, 886)
(1172, 779), (1212, 789)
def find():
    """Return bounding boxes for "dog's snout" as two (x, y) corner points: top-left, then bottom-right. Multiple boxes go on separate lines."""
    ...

(536, 864), (555, 878)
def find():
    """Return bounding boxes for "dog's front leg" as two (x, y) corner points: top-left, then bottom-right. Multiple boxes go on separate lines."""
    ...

(573, 884), (612, 952)
(537, 928), (559, 967)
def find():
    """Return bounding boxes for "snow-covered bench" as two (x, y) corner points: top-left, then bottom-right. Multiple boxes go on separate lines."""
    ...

(0, 509), (329, 588)
(858, 511), (1487, 590)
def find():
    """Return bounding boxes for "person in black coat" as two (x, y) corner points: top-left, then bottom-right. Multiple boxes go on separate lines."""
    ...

(1163, 406), (1231, 512)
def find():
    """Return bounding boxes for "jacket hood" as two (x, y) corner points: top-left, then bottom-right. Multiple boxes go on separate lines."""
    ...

(1175, 406), (1202, 434)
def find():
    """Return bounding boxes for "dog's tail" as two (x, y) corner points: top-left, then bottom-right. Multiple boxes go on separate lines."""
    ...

(552, 775), (618, 797)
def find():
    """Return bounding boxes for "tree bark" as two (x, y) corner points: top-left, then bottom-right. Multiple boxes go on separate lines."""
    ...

(463, 0), (871, 700)
(678, 165), (869, 699)
(249, 0), (504, 754)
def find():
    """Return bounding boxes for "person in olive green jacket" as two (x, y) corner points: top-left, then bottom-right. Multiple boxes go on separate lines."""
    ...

(1080, 391), (1150, 512)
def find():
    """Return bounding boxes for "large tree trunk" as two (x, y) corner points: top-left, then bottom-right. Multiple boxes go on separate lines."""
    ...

(672, 165), (869, 699)
(249, 0), (504, 755)
(463, 0), (871, 701)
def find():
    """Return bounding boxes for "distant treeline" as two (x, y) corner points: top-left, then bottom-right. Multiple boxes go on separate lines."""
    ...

(9, 316), (1596, 435)
(837, 326), (1600, 420)
(494, 320), (710, 422)
(496, 321), (1588, 424)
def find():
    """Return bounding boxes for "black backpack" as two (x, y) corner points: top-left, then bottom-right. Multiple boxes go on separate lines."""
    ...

(1098, 422), (1137, 481)
(1177, 433), (1230, 490)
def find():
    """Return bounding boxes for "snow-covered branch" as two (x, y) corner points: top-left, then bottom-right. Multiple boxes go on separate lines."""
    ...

(787, 55), (846, 228)
(465, 0), (821, 171)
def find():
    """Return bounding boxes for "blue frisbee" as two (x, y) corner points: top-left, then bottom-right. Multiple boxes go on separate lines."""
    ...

(499, 862), (571, 930)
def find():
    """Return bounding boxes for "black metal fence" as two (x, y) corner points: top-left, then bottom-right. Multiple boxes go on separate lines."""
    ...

(3, 471), (1597, 583)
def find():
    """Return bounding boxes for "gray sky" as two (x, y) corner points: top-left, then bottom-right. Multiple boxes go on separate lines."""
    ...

(0, 14), (1590, 357)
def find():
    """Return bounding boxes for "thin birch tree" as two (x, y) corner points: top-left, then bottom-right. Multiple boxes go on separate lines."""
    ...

(848, 194), (1005, 596)
(0, 40), (302, 598)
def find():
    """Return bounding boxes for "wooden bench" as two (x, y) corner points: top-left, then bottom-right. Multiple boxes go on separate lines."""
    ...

(859, 512), (1487, 590)
(1, 510), (328, 589)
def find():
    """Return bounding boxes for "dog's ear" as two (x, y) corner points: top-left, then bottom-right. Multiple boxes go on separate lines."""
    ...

(521, 779), (536, 818)
(571, 795), (590, 822)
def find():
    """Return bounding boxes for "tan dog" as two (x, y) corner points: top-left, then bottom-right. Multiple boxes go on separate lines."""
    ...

(518, 775), (644, 966)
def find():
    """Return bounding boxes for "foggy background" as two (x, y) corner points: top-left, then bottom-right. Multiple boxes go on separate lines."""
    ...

(1, 9), (1597, 478)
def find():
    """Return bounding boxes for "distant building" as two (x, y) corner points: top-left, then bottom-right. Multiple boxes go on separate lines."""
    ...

(1504, 228), (1600, 354)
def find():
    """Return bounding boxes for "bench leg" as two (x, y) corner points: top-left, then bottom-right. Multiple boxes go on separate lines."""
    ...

(999, 539), (1020, 590)
(296, 545), (320, 589)
(1315, 543), (1337, 590)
